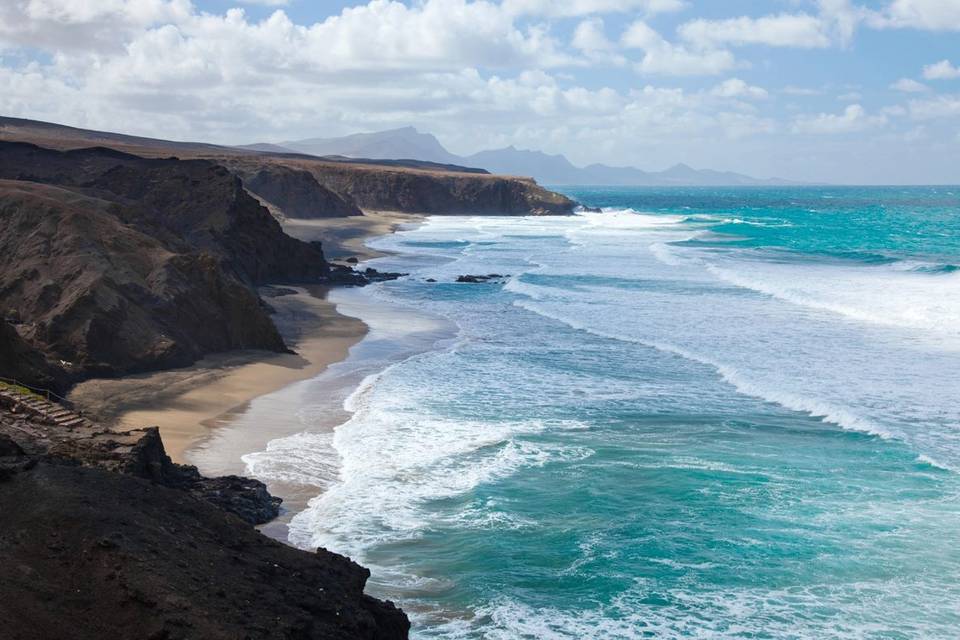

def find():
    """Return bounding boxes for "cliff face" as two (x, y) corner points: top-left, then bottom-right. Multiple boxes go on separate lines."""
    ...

(300, 162), (576, 215)
(243, 165), (363, 219)
(0, 118), (579, 218)
(0, 399), (409, 639)
(0, 142), (330, 285)
(0, 320), (66, 393)
(218, 155), (575, 217)
(0, 142), (331, 382)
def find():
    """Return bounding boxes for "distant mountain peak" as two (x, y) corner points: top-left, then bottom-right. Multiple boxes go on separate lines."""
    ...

(280, 126), (461, 165)
(273, 126), (799, 186)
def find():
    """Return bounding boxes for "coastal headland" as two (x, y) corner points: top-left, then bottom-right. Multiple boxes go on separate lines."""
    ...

(0, 116), (577, 638)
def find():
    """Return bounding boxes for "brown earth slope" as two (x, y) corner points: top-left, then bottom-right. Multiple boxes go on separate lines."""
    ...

(0, 142), (331, 383)
(243, 164), (363, 219)
(0, 117), (578, 217)
(0, 397), (409, 640)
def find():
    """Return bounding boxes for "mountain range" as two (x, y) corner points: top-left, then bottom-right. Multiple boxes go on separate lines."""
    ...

(244, 127), (798, 187)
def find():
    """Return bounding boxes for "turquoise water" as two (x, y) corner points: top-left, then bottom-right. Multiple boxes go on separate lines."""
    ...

(251, 187), (960, 638)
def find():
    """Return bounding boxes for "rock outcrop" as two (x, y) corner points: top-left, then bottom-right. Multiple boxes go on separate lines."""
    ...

(0, 398), (409, 639)
(297, 162), (576, 216)
(0, 118), (578, 217)
(243, 165), (363, 219)
(0, 142), (333, 382)
(0, 319), (67, 394)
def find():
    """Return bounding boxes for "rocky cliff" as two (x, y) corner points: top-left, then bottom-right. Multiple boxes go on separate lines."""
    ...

(0, 142), (331, 383)
(0, 118), (579, 218)
(243, 165), (363, 219)
(280, 160), (576, 216)
(0, 396), (409, 639)
(214, 155), (576, 217)
(0, 320), (67, 394)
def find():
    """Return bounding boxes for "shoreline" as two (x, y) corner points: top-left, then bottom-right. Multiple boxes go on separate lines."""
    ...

(69, 286), (368, 464)
(69, 210), (423, 465)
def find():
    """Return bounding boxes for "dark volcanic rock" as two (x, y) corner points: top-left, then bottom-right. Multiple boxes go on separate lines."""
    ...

(0, 394), (280, 525)
(0, 142), (332, 382)
(0, 462), (408, 640)
(456, 274), (509, 283)
(0, 319), (67, 394)
(260, 285), (300, 298)
(0, 118), (580, 218)
(0, 402), (409, 638)
(327, 265), (407, 287)
(307, 163), (576, 215)
(0, 142), (330, 286)
(363, 267), (407, 282)
(244, 165), (363, 218)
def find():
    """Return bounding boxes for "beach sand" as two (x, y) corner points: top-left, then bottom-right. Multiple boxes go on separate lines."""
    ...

(69, 210), (421, 464)
(69, 287), (366, 463)
(284, 210), (424, 260)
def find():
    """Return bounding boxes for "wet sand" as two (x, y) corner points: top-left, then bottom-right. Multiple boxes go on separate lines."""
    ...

(69, 210), (422, 464)
(69, 287), (367, 463)
(283, 210), (424, 260)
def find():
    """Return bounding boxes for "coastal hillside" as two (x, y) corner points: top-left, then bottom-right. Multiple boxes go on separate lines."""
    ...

(0, 142), (330, 385)
(219, 155), (576, 216)
(0, 393), (409, 639)
(0, 117), (578, 218)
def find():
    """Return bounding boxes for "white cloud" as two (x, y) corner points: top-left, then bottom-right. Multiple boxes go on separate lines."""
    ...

(0, 0), (193, 52)
(890, 77), (929, 92)
(711, 78), (768, 100)
(869, 0), (960, 30)
(502, 0), (687, 18)
(679, 13), (832, 49)
(908, 95), (960, 120)
(623, 21), (736, 75)
(793, 104), (887, 133)
(571, 17), (626, 64)
(3, 0), (958, 183)
(837, 91), (862, 101)
(677, 1), (867, 50)
(923, 59), (960, 80)
(235, 0), (289, 6)
(782, 85), (823, 96)
(1, 1), (575, 70)
(573, 18), (610, 51)
(817, 0), (864, 44)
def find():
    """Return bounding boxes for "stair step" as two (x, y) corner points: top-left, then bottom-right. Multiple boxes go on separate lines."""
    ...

(59, 418), (85, 428)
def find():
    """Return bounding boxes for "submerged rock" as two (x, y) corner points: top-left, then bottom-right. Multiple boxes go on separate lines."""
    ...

(456, 274), (510, 283)
(328, 265), (408, 286)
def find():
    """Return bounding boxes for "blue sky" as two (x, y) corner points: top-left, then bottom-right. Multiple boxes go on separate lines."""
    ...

(1, 0), (959, 183)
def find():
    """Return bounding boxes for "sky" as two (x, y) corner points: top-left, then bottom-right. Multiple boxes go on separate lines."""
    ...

(1, 1), (959, 183)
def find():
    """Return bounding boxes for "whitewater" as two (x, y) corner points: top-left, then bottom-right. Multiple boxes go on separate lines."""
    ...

(244, 186), (960, 638)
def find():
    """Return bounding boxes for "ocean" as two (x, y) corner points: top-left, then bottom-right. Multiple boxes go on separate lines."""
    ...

(244, 186), (960, 638)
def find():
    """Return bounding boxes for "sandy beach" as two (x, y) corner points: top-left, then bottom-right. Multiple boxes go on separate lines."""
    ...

(69, 210), (421, 464)
(284, 209), (425, 260)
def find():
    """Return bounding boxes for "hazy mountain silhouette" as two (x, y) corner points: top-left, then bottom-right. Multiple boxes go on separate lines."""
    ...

(275, 128), (799, 186)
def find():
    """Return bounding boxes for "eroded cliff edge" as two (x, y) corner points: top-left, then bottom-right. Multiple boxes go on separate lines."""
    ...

(0, 141), (332, 386)
(0, 117), (579, 219)
(0, 393), (409, 640)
